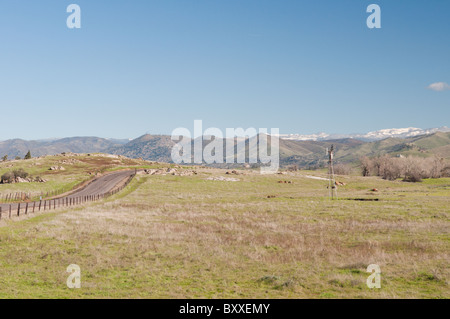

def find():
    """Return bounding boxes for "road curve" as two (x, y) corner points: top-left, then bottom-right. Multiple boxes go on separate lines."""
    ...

(0, 170), (136, 213)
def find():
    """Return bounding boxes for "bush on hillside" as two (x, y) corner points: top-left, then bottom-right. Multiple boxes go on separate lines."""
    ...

(1, 168), (30, 183)
(1, 172), (15, 183)
(13, 168), (29, 179)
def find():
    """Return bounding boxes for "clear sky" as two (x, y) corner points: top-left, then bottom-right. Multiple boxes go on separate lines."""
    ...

(0, 0), (449, 140)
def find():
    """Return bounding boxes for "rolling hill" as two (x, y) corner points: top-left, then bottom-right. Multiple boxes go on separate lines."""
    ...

(0, 137), (127, 159)
(1, 132), (449, 168)
(108, 132), (450, 168)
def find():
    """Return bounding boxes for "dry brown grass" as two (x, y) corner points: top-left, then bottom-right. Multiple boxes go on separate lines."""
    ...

(0, 169), (448, 298)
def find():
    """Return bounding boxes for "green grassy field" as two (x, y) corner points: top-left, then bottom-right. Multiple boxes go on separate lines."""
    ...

(0, 161), (448, 298)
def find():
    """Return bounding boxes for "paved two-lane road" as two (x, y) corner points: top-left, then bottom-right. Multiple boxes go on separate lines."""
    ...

(66, 170), (135, 199)
(0, 170), (136, 213)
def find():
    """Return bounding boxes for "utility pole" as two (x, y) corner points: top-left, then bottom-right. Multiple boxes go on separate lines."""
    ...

(327, 145), (338, 200)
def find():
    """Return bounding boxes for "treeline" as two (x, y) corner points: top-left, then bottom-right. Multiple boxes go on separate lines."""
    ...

(1, 150), (31, 162)
(360, 155), (449, 182)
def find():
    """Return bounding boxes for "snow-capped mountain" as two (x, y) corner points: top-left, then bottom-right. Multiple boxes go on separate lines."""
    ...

(278, 127), (450, 142)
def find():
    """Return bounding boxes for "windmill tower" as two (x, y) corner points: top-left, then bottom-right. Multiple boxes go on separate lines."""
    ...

(327, 144), (338, 200)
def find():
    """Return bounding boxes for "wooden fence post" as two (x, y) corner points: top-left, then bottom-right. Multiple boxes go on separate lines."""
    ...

(17, 203), (20, 216)
(39, 200), (42, 211)
(9, 205), (11, 218)
(25, 203), (28, 215)
(33, 202), (36, 213)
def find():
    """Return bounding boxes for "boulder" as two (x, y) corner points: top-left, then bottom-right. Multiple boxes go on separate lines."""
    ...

(142, 168), (197, 177)
(34, 177), (47, 183)
(167, 168), (178, 174)
(15, 177), (30, 183)
(206, 176), (239, 182)
(49, 166), (65, 171)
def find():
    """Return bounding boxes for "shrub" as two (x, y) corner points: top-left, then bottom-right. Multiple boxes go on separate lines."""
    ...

(1, 171), (15, 183)
(403, 171), (423, 183)
(442, 166), (450, 177)
(380, 156), (403, 181)
(334, 163), (352, 175)
(13, 168), (29, 179)
(1, 168), (31, 183)
(360, 156), (373, 176)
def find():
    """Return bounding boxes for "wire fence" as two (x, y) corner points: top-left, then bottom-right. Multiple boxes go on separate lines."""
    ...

(0, 177), (93, 203)
(0, 172), (136, 220)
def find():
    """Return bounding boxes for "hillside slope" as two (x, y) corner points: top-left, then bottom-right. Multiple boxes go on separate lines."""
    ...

(1, 132), (449, 168)
(107, 135), (176, 163)
(0, 137), (126, 159)
(107, 132), (450, 168)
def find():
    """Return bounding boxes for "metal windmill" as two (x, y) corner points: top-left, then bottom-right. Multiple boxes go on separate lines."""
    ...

(327, 144), (338, 200)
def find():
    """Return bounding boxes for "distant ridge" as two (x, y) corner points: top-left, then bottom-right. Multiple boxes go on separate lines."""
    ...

(109, 132), (450, 168)
(0, 137), (126, 158)
(0, 129), (449, 168)
(278, 126), (450, 142)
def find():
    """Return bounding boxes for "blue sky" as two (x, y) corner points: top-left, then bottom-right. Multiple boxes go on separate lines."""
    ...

(0, 0), (449, 140)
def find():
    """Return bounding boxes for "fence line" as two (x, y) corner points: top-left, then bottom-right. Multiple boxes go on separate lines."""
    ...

(0, 176), (98, 204)
(0, 172), (136, 221)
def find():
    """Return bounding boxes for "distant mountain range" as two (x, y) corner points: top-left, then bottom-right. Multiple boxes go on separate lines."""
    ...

(279, 131), (450, 168)
(106, 130), (450, 168)
(0, 137), (128, 159)
(277, 126), (450, 142)
(1, 127), (449, 168)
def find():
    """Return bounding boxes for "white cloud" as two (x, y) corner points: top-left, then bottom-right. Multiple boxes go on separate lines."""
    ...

(427, 82), (450, 91)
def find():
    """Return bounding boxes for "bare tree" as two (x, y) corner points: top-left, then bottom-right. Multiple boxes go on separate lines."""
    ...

(360, 156), (373, 176)
(360, 154), (448, 182)
(334, 163), (352, 175)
